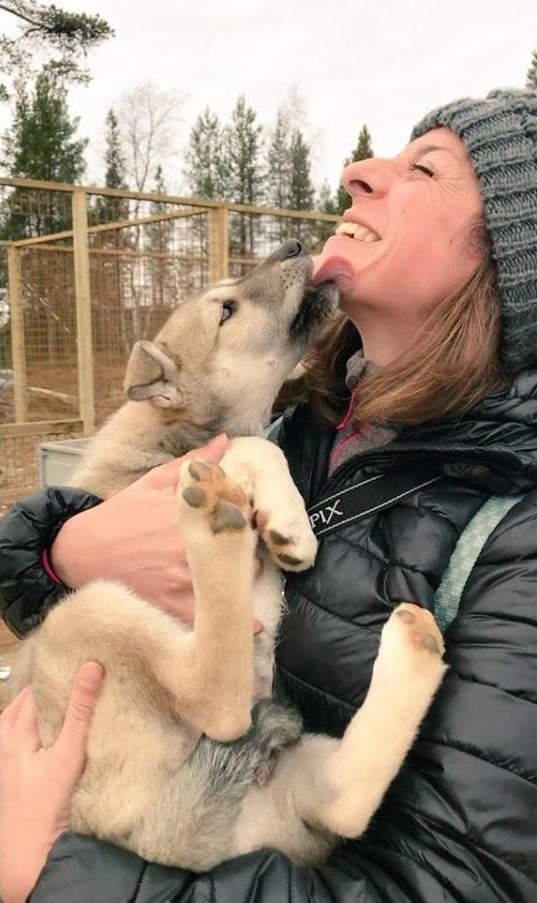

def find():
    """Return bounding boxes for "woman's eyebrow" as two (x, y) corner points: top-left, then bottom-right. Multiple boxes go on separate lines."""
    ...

(414, 144), (461, 160)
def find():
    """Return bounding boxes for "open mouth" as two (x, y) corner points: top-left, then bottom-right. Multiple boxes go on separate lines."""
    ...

(334, 221), (381, 243)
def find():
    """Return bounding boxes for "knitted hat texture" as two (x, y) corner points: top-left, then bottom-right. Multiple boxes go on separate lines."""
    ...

(411, 89), (537, 375)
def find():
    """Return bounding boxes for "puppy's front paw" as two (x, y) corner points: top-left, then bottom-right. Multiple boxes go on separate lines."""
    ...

(255, 509), (318, 572)
(374, 603), (446, 687)
(392, 603), (445, 657)
(179, 458), (253, 535)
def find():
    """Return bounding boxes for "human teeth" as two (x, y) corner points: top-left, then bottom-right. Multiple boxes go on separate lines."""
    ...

(335, 222), (380, 242)
(335, 222), (357, 236)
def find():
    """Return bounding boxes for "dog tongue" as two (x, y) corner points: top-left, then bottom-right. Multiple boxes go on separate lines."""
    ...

(311, 253), (355, 286)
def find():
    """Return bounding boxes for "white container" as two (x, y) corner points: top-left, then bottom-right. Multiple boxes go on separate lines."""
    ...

(38, 437), (91, 487)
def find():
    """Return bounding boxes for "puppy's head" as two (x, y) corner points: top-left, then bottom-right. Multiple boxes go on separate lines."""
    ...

(124, 240), (337, 431)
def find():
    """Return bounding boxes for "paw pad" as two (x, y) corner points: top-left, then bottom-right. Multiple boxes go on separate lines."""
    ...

(182, 486), (207, 508)
(421, 633), (441, 655)
(389, 603), (445, 658)
(212, 501), (247, 534)
(277, 552), (303, 567)
(268, 529), (291, 546)
(188, 460), (220, 482)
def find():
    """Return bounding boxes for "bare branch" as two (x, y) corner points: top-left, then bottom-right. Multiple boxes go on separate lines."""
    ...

(118, 82), (185, 193)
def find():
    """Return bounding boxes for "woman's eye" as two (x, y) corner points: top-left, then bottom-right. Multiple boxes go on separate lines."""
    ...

(220, 301), (236, 324)
(409, 161), (435, 177)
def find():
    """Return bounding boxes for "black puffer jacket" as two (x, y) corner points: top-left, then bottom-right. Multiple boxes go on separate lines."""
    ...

(1, 372), (536, 903)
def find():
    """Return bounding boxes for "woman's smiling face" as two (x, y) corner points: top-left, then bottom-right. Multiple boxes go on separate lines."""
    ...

(314, 127), (485, 328)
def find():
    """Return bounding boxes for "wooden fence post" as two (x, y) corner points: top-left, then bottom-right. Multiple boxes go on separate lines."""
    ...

(209, 204), (229, 282)
(72, 188), (95, 435)
(7, 244), (27, 422)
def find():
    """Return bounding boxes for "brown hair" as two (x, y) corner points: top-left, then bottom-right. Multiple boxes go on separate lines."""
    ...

(278, 222), (507, 427)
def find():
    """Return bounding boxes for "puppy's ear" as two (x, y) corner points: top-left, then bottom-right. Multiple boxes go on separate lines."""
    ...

(124, 340), (184, 408)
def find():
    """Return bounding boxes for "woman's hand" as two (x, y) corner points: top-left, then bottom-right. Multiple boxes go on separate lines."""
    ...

(0, 662), (105, 903)
(50, 435), (230, 625)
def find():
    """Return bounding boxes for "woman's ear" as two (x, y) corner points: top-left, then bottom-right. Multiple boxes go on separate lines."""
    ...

(123, 340), (185, 408)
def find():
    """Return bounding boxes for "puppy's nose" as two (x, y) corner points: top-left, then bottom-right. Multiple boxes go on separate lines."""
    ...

(273, 239), (305, 260)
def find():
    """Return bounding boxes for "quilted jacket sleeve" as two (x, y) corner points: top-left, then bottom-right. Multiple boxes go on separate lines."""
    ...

(0, 487), (101, 637)
(28, 493), (537, 902)
(30, 833), (416, 903)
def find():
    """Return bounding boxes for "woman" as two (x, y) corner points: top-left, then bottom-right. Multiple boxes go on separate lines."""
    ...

(1, 88), (536, 902)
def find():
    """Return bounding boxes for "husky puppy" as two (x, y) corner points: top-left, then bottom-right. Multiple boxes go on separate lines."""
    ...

(9, 241), (447, 870)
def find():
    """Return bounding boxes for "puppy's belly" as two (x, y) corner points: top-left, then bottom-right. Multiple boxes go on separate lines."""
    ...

(71, 698), (198, 840)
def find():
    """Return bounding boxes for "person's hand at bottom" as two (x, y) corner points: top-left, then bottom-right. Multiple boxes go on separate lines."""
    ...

(0, 662), (105, 903)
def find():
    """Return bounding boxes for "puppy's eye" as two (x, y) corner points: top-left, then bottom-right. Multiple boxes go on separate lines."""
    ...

(220, 301), (236, 324)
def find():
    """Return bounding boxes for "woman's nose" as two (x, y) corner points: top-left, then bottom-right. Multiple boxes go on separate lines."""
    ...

(341, 158), (392, 201)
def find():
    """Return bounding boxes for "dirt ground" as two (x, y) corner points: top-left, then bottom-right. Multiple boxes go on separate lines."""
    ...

(1, 358), (126, 424)
(1, 359), (126, 504)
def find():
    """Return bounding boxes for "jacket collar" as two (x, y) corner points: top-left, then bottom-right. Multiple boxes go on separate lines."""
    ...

(383, 368), (537, 492)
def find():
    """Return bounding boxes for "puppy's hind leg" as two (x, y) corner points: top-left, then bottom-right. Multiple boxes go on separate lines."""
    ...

(299, 604), (447, 839)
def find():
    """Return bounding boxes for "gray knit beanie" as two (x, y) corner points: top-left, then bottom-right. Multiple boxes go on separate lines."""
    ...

(411, 89), (537, 376)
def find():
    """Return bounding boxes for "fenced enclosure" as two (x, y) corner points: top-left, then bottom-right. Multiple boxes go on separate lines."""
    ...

(0, 177), (338, 503)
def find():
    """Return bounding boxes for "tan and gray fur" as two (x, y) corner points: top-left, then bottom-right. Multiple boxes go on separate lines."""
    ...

(9, 246), (448, 869)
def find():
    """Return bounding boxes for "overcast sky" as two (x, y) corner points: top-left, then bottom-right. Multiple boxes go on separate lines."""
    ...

(1, 0), (535, 196)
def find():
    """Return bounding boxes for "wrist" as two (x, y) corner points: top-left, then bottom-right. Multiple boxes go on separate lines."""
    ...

(0, 837), (56, 903)
(41, 548), (61, 585)
(50, 510), (94, 589)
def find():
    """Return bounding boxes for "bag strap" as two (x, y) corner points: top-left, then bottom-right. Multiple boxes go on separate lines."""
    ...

(307, 467), (442, 538)
(433, 494), (522, 633)
(307, 473), (522, 633)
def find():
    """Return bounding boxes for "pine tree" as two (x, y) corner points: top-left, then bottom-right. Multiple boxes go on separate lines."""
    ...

(0, 0), (113, 99)
(306, 181), (339, 252)
(153, 164), (166, 196)
(527, 50), (537, 89)
(1, 66), (87, 238)
(184, 107), (226, 199)
(183, 109), (225, 282)
(97, 107), (128, 224)
(91, 109), (129, 355)
(355, 124), (374, 160)
(317, 180), (338, 215)
(264, 108), (292, 245)
(288, 129), (315, 210)
(148, 166), (176, 314)
(336, 124), (374, 214)
(104, 108), (126, 190)
(223, 95), (264, 205)
(265, 109), (291, 209)
(3, 68), (87, 184)
(222, 95), (264, 258)
(286, 128), (315, 244)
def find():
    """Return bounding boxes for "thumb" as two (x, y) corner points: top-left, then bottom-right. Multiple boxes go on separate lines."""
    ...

(143, 434), (229, 490)
(186, 433), (229, 463)
(55, 662), (104, 765)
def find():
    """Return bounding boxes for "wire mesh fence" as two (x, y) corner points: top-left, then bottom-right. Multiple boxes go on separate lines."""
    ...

(0, 178), (338, 503)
